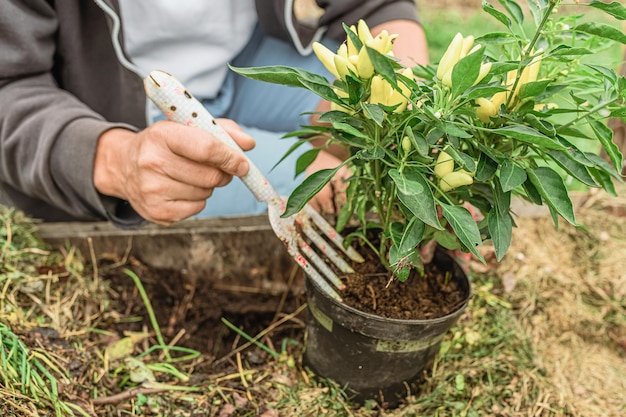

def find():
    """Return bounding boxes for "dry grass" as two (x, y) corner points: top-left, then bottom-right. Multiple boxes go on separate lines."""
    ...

(2, 184), (626, 416)
(496, 187), (626, 417)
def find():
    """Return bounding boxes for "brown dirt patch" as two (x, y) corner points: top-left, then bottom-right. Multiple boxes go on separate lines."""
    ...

(102, 260), (307, 358)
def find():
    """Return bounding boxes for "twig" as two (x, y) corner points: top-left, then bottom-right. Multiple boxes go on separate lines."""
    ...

(91, 387), (165, 405)
(236, 352), (249, 388)
(272, 264), (299, 323)
(366, 284), (377, 310)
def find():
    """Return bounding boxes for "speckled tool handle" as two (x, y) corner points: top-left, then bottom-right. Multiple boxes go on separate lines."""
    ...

(144, 70), (365, 301)
(143, 70), (278, 204)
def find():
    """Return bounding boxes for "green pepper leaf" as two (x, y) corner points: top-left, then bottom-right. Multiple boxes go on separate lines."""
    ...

(295, 148), (321, 177)
(282, 164), (346, 217)
(389, 168), (443, 230)
(434, 230), (461, 250)
(518, 79), (552, 100)
(440, 203), (485, 262)
(476, 152), (498, 181)
(482, 0), (512, 29)
(490, 126), (566, 150)
(487, 207), (513, 261)
(475, 31), (517, 46)
(588, 118), (623, 173)
(498, 0), (524, 25)
(575, 22), (626, 44)
(399, 217), (425, 255)
(493, 177), (512, 216)
(361, 103), (385, 126)
(366, 46), (398, 86)
(451, 46), (485, 98)
(526, 166), (578, 226)
(342, 22), (363, 50)
(500, 160), (527, 192)
(331, 122), (371, 140)
(229, 65), (319, 87)
(547, 150), (599, 187)
(588, 1), (626, 20)
(299, 78), (343, 103)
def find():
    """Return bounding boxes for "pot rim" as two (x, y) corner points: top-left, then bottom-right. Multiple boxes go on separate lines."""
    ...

(307, 274), (472, 325)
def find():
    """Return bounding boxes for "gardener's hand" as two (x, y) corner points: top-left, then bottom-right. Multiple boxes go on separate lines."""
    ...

(94, 119), (255, 225)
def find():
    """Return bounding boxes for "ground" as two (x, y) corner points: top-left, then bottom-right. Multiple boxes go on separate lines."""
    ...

(2, 184), (625, 417)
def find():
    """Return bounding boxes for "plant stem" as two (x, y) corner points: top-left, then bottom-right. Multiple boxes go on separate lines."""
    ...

(506, 0), (559, 109)
(560, 99), (619, 130)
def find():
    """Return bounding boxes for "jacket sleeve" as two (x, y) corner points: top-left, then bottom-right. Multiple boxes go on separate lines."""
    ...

(256, 0), (421, 55)
(0, 0), (144, 226)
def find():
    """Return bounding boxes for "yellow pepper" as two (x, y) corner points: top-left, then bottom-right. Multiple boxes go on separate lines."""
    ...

(334, 53), (357, 80)
(491, 50), (543, 109)
(440, 171), (474, 192)
(369, 75), (391, 106)
(357, 19), (373, 44)
(366, 30), (397, 55)
(437, 32), (464, 82)
(438, 33), (491, 88)
(388, 67), (413, 112)
(312, 42), (340, 79)
(356, 46), (375, 79)
(476, 97), (497, 123)
(474, 62), (493, 86)
(434, 150), (455, 178)
(460, 35), (476, 57)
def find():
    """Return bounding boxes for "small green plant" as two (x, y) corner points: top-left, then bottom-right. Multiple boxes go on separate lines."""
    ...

(234, 0), (625, 279)
(0, 322), (91, 416)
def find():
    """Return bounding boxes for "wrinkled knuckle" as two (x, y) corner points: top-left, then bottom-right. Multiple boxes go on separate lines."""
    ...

(203, 169), (228, 188)
(135, 152), (157, 171)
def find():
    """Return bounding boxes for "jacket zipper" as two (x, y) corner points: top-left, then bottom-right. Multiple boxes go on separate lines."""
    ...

(92, 0), (143, 76)
(92, 0), (152, 125)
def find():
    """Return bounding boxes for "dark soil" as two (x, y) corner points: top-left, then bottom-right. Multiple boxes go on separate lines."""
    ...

(102, 258), (306, 359)
(340, 247), (469, 320)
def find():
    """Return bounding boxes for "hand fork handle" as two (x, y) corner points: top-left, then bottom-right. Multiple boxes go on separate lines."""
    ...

(143, 70), (279, 204)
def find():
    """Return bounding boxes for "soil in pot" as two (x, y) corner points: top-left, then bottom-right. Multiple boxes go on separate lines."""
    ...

(341, 246), (469, 320)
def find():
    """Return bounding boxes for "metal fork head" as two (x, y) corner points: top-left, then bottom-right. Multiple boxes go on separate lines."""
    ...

(265, 197), (364, 302)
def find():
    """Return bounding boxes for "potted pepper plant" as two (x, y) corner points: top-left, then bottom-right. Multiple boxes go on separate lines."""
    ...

(233, 0), (626, 406)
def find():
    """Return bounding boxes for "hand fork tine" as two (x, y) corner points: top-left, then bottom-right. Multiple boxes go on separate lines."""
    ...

(144, 70), (363, 302)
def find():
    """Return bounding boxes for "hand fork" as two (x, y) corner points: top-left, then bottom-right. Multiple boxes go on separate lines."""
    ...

(144, 70), (364, 301)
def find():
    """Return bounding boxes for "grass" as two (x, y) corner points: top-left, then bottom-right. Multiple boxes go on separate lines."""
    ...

(1, 185), (626, 415)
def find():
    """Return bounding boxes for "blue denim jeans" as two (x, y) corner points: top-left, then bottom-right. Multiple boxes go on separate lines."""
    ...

(153, 27), (339, 217)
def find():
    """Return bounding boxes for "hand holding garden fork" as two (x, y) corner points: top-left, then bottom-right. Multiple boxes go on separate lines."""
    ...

(144, 70), (363, 301)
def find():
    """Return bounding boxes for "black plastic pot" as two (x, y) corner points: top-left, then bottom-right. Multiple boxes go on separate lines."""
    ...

(303, 248), (471, 407)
